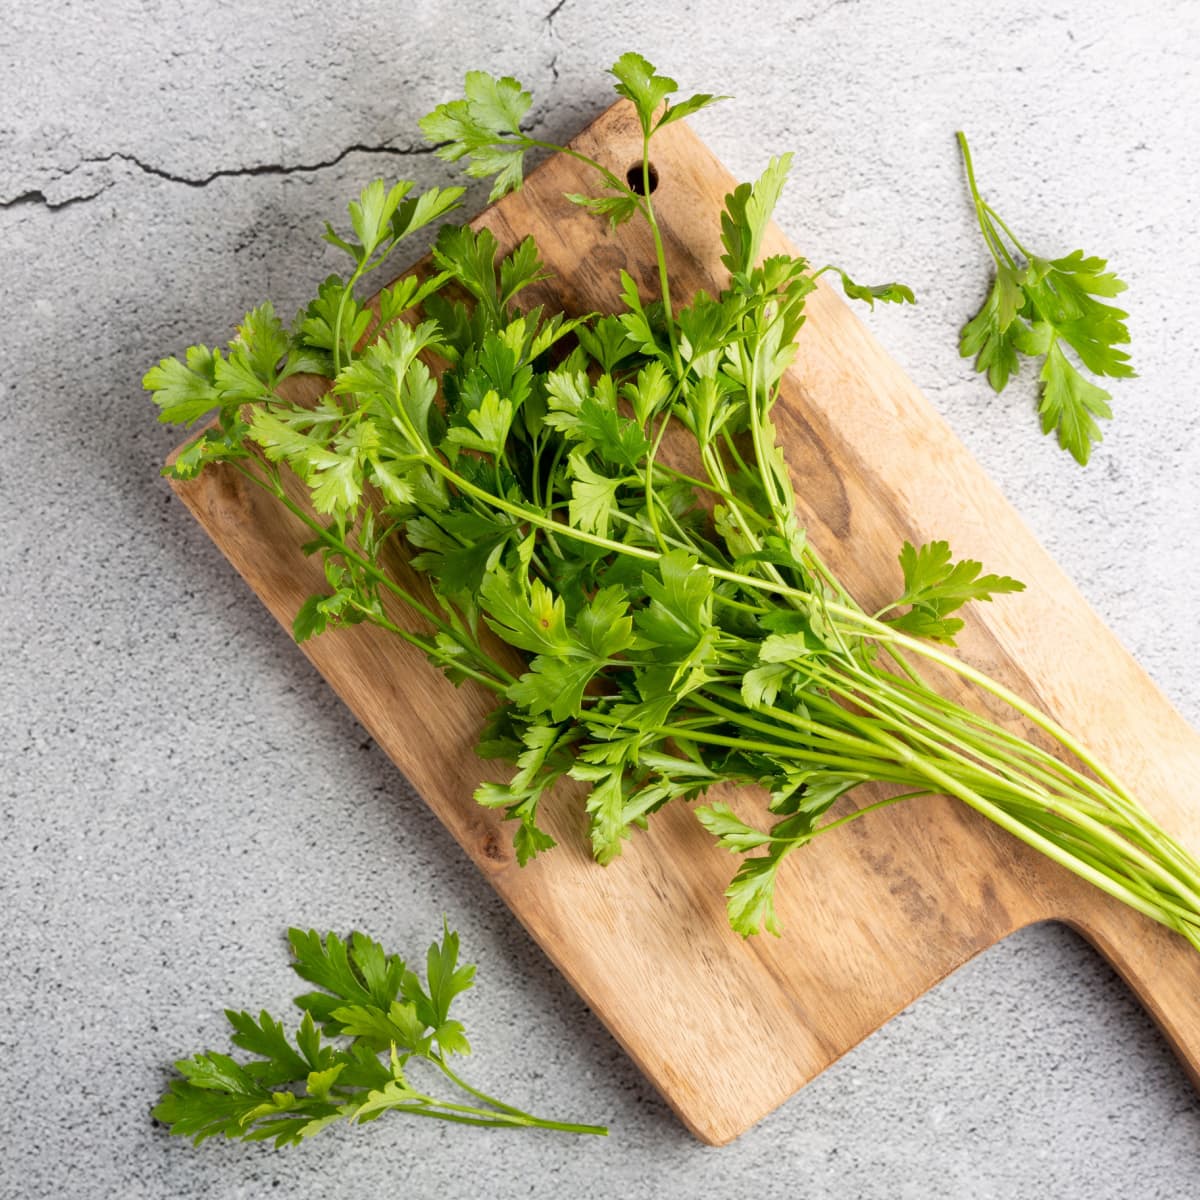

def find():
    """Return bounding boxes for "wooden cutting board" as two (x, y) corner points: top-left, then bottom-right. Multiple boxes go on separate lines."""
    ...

(167, 101), (1200, 1145)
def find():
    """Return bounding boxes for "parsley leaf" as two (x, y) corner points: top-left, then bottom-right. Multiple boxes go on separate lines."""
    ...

(475, 721), (577, 863)
(564, 190), (640, 230)
(154, 925), (606, 1144)
(957, 132), (1133, 464)
(882, 540), (1024, 644)
(1038, 339), (1114, 465)
(830, 269), (916, 309)
(610, 52), (678, 135)
(720, 154), (792, 278)
(959, 264), (1027, 391)
(723, 854), (785, 937)
(567, 453), (623, 537)
(694, 801), (773, 852)
(421, 72), (533, 201)
(144, 346), (223, 427)
(610, 52), (728, 139)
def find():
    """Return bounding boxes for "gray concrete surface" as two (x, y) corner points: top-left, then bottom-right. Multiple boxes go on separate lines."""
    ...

(3, 1), (1198, 1196)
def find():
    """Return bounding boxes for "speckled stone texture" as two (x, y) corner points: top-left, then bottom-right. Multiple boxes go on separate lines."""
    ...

(2, 1), (1198, 1196)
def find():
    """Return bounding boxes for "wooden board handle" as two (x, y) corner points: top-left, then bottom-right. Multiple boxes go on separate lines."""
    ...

(1051, 881), (1200, 1087)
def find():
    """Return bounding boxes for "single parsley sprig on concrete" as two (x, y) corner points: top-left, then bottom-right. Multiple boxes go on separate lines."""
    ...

(957, 131), (1134, 465)
(153, 923), (607, 1144)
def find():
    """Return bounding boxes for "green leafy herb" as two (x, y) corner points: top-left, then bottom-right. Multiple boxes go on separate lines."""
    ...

(153, 924), (607, 1144)
(957, 131), (1133, 465)
(609, 51), (728, 138)
(880, 540), (1025, 644)
(420, 72), (534, 202)
(148, 56), (1200, 954)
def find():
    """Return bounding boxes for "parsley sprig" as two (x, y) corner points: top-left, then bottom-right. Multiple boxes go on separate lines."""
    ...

(957, 131), (1134, 465)
(148, 56), (1200, 949)
(154, 924), (606, 1144)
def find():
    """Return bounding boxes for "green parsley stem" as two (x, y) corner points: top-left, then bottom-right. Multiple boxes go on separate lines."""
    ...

(690, 690), (889, 759)
(418, 449), (661, 562)
(982, 202), (1033, 261)
(880, 732), (1194, 938)
(956, 131), (1016, 270)
(584, 709), (915, 779)
(643, 409), (680, 554)
(638, 130), (684, 379)
(228, 461), (516, 689)
(804, 661), (1200, 920)
(369, 612), (510, 695)
(428, 1054), (605, 1133)
(523, 138), (642, 210)
(720, 428), (753, 478)
(810, 790), (933, 838)
(381, 1103), (606, 1134)
(843, 661), (1123, 807)
(698, 442), (800, 605)
(862, 614), (1138, 799)
(652, 461), (743, 505)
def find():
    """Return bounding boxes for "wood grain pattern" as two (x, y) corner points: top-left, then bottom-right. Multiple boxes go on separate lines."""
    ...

(167, 102), (1200, 1145)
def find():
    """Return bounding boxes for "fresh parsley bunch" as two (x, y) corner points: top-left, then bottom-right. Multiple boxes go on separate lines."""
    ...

(147, 55), (1200, 948)
(957, 131), (1133, 465)
(154, 924), (606, 1144)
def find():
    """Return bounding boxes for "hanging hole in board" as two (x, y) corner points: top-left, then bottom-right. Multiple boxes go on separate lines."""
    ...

(626, 162), (659, 195)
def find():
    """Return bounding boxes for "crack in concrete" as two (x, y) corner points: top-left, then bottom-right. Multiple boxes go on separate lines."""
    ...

(0, 140), (441, 211)
(95, 141), (439, 188)
(543, 0), (567, 85)
(0, 186), (109, 212)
